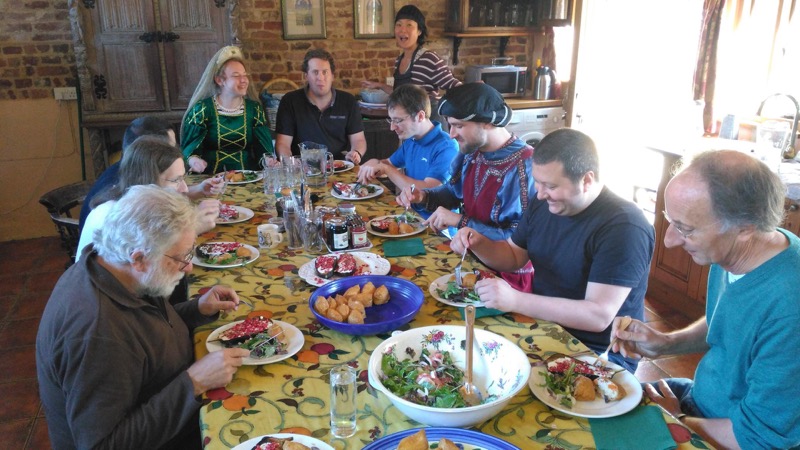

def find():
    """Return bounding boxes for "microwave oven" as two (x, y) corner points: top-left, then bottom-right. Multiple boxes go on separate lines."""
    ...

(465, 65), (528, 98)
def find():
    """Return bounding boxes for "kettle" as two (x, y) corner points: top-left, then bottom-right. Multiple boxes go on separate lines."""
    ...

(533, 65), (557, 100)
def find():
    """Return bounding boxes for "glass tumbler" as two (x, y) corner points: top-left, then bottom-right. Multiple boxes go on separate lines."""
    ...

(329, 364), (357, 438)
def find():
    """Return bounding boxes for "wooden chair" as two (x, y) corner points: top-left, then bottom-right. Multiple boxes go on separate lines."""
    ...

(39, 181), (93, 266)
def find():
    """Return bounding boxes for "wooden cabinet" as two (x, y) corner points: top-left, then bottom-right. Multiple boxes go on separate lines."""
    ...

(68, 0), (238, 177)
(445, 0), (572, 33)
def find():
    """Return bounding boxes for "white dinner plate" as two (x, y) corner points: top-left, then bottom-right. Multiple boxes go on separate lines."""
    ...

(216, 169), (263, 185)
(331, 183), (384, 201)
(298, 251), (391, 287)
(358, 101), (387, 109)
(366, 215), (427, 238)
(216, 206), (255, 224)
(528, 355), (643, 418)
(232, 433), (333, 450)
(332, 160), (355, 173)
(206, 320), (304, 366)
(192, 243), (259, 269)
(429, 274), (487, 308)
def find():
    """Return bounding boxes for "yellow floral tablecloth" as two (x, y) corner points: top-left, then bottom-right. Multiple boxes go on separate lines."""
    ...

(190, 172), (710, 450)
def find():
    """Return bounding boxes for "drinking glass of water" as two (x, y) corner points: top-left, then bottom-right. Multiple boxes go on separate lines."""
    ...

(330, 364), (357, 438)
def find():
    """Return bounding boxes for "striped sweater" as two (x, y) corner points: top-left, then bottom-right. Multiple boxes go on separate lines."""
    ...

(394, 48), (462, 99)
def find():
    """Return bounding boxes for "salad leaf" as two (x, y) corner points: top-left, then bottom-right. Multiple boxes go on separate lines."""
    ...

(436, 281), (482, 304)
(539, 362), (579, 409)
(237, 332), (286, 358)
(381, 348), (478, 408)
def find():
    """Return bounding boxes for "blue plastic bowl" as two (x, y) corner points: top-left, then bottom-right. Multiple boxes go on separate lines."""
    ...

(309, 275), (423, 335)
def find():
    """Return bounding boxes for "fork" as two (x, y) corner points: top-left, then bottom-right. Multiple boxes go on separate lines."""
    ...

(398, 184), (415, 224)
(454, 231), (473, 287)
(595, 316), (632, 366)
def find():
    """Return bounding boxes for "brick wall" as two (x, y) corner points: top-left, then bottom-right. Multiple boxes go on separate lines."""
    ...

(0, 0), (532, 100)
(0, 0), (75, 100)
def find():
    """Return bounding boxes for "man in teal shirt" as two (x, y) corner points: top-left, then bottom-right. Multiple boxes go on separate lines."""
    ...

(612, 150), (800, 449)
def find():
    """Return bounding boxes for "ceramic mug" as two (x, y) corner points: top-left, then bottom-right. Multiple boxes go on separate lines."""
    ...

(257, 224), (283, 249)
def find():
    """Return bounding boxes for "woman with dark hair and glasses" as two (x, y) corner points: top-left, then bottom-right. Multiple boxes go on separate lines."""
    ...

(361, 5), (462, 126)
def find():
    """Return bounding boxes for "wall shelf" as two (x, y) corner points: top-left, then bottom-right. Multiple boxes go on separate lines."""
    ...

(444, 31), (530, 65)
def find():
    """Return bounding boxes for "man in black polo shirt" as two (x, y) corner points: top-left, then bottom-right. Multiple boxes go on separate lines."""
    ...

(274, 49), (367, 162)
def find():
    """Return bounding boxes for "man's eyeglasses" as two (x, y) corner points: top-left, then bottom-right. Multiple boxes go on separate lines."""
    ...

(386, 115), (411, 125)
(164, 246), (195, 270)
(662, 211), (695, 239)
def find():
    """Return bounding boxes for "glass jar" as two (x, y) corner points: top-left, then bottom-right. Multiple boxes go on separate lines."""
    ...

(326, 217), (349, 251)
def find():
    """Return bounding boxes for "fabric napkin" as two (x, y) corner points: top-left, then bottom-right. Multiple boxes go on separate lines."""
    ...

(589, 405), (676, 450)
(383, 238), (426, 257)
(459, 306), (505, 319)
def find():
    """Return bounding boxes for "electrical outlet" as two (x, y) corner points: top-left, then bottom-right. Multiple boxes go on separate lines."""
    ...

(54, 87), (78, 101)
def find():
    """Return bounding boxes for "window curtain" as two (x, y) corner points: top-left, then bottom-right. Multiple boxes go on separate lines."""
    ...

(697, 0), (799, 133)
(693, 0), (725, 134)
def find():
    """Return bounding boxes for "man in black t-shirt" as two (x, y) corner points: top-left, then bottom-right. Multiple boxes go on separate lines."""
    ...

(274, 49), (367, 161)
(449, 129), (655, 372)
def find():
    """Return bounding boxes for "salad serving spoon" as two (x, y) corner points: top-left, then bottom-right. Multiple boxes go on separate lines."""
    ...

(459, 305), (483, 406)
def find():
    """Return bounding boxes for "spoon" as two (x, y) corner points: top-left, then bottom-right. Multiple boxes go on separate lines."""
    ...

(459, 305), (483, 406)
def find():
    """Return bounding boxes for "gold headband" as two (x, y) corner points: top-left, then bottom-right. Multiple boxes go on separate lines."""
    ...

(215, 46), (244, 73)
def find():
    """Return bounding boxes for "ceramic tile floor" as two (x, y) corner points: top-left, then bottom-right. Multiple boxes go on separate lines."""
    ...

(0, 236), (705, 449)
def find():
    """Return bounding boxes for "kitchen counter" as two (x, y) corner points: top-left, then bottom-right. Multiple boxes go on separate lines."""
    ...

(506, 98), (563, 110)
(646, 137), (800, 202)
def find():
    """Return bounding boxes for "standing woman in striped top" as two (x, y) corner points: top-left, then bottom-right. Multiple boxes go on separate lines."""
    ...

(361, 5), (462, 126)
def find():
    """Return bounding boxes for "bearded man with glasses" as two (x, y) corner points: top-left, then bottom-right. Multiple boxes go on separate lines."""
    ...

(37, 185), (249, 450)
(357, 84), (458, 218)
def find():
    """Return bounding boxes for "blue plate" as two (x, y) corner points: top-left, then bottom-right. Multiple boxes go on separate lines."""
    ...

(362, 427), (520, 450)
(308, 275), (423, 335)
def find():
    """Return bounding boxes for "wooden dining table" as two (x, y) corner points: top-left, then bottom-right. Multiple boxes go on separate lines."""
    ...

(189, 170), (711, 450)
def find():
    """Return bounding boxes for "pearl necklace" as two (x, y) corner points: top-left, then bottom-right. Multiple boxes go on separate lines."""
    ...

(215, 96), (244, 115)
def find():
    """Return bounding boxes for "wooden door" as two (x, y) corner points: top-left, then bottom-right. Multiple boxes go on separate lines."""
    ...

(84, 0), (165, 112)
(160, 0), (231, 111)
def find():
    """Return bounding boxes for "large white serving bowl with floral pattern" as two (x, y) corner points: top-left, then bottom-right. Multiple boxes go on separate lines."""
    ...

(367, 325), (530, 428)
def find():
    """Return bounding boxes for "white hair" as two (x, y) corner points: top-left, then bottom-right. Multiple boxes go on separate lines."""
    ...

(94, 185), (198, 265)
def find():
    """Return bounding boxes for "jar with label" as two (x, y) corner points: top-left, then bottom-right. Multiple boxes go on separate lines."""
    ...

(316, 206), (337, 239)
(326, 217), (349, 251)
(347, 215), (369, 249)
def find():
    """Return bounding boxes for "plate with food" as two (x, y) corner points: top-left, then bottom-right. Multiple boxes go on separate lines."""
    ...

(192, 242), (259, 269)
(298, 251), (391, 287)
(367, 213), (426, 238)
(206, 318), (304, 366)
(216, 205), (254, 224)
(331, 182), (384, 200)
(428, 270), (497, 308)
(362, 427), (518, 450)
(528, 353), (642, 418)
(216, 169), (263, 185)
(332, 160), (355, 173)
(232, 433), (333, 450)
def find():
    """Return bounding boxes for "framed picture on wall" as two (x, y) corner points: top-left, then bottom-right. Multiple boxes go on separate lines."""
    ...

(281, 0), (326, 40)
(354, 0), (395, 39)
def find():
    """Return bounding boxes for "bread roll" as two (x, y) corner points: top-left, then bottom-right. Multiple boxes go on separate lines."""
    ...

(388, 222), (400, 235)
(397, 429), (427, 450)
(573, 375), (595, 401)
(314, 297), (329, 315)
(361, 281), (376, 296)
(343, 285), (361, 298)
(373, 285), (390, 305)
(353, 292), (373, 307)
(347, 309), (365, 324)
(398, 223), (415, 234)
(438, 438), (459, 450)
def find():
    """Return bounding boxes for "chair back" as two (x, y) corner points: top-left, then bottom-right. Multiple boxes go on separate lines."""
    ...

(39, 181), (93, 266)
(260, 78), (300, 132)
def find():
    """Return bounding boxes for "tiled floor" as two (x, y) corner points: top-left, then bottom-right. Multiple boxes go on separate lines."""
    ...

(0, 236), (705, 449)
